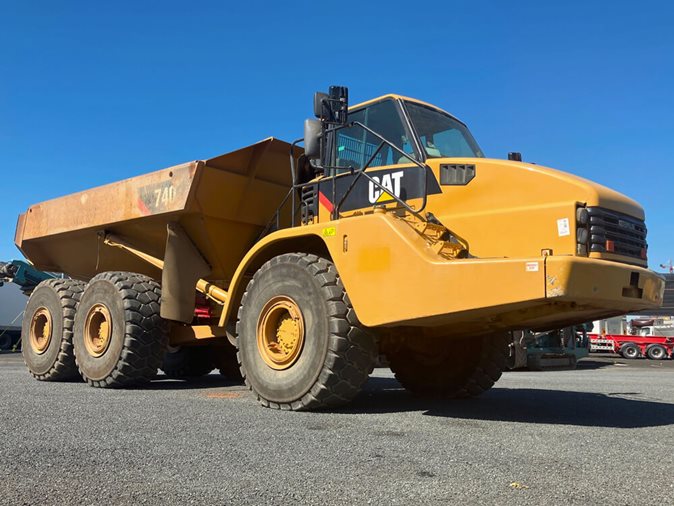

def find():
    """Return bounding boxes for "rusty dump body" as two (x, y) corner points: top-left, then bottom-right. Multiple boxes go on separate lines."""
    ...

(16, 137), (294, 287)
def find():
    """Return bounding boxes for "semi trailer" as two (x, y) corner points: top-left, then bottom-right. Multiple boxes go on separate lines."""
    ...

(15, 86), (665, 410)
(589, 333), (674, 359)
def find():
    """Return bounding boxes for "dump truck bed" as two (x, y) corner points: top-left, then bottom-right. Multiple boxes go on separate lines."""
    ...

(15, 138), (295, 284)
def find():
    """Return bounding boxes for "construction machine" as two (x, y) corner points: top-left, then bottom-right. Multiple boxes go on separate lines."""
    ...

(508, 325), (590, 370)
(15, 86), (665, 409)
(0, 260), (56, 295)
(0, 260), (56, 350)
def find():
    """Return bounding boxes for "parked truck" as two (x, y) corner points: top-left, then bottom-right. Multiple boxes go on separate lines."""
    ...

(589, 330), (674, 360)
(15, 87), (665, 410)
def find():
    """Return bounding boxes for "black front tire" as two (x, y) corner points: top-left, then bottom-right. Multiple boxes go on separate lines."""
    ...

(74, 272), (168, 388)
(387, 333), (509, 398)
(21, 278), (85, 381)
(237, 253), (376, 410)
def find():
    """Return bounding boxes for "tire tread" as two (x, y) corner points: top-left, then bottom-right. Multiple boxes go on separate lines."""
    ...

(236, 253), (376, 411)
(390, 333), (509, 398)
(76, 271), (167, 388)
(24, 278), (86, 381)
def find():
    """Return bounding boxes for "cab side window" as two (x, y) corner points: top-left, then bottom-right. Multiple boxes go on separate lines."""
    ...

(335, 100), (416, 171)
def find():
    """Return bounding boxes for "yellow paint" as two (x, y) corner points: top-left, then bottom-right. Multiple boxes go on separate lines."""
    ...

(357, 247), (391, 272)
(350, 94), (454, 117)
(218, 211), (663, 336)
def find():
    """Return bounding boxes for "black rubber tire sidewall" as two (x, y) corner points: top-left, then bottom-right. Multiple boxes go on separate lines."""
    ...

(389, 337), (481, 391)
(621, 344), (638, 359)
(238, 261), (329, 404)
(22, 285), (66, 376)
(388, 333), (508, 398)
(73, 279), (126, 382)
(647, 345), (665, 360)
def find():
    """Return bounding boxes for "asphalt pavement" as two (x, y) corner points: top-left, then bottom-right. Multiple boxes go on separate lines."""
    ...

(1, 352), (673, 505)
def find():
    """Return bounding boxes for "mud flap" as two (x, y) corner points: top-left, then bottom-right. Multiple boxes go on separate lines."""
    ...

(161, 222), (211, 323)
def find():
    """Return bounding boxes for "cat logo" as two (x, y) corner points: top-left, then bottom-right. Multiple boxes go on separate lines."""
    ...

(368, 171), (403, 204)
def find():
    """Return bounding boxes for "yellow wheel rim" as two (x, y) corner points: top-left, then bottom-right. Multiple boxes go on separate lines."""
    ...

(84, 304), (112, 358)
(256, 296), (305, 370)
(29, 307), (52, 355)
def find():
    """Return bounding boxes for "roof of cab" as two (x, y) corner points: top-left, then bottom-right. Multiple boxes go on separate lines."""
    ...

(349, 94), (462, 124)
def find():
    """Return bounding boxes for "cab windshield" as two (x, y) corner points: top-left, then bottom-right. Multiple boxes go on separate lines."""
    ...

(405, 101), (484, 158)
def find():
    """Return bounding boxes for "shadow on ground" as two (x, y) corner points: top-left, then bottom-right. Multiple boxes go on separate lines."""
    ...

(146, 374), (245, 390)
(574, 359), (618, 370)
(145, 372), (674, 429)
(338, 377), (674, 429)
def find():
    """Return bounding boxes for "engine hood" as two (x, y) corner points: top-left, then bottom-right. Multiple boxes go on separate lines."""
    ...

(497, 159), (644, 219)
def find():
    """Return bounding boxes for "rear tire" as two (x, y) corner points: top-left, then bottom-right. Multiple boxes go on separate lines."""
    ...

(387, 333), (509, 398)
(74, 272), (168, 388)
(212, 343), (243, 381)
(646, 344), (666, 360)
(21, 278), (85, 381)
(620, 342), (640, 359)
(237, 253), (376, 410)
(161, 346), (214, 379)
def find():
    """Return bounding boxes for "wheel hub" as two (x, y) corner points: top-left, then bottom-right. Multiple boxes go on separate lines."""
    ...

(29, 307), (52, 355)
(84, 303), (112, 357)
(257, 296), (305, 370)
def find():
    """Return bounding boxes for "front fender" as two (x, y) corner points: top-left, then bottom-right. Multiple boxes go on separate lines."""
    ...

(217, 224), (331, 327)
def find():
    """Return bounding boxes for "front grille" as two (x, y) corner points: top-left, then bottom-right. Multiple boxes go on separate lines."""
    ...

(587, 207), (647, 260)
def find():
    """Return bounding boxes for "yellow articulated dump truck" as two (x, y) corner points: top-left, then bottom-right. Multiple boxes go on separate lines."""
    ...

(16, 86), (664, 410)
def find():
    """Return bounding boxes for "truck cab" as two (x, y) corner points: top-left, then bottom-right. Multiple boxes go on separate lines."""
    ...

(296, 90), (662, 333)
(305, 94), (649, 270)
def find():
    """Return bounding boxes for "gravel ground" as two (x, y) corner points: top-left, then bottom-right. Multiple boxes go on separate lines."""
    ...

(0, 353), (673, 505)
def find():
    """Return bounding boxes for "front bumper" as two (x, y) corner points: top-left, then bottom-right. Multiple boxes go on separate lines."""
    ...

(544, 256), (664, 312)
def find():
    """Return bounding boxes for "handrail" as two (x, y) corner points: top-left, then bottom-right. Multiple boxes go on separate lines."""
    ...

(328, 121), (430, 220)
(261, 121), (434, 240)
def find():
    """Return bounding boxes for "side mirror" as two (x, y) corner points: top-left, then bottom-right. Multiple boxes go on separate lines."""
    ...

(314, 92), (329, 119)
(304, 119), (322, 160)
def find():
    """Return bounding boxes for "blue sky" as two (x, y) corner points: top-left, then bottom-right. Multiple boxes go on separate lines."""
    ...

(1, 1), (672, 270)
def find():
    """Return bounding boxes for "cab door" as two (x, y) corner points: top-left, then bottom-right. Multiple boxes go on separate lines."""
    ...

(312, 99), (439, 221)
